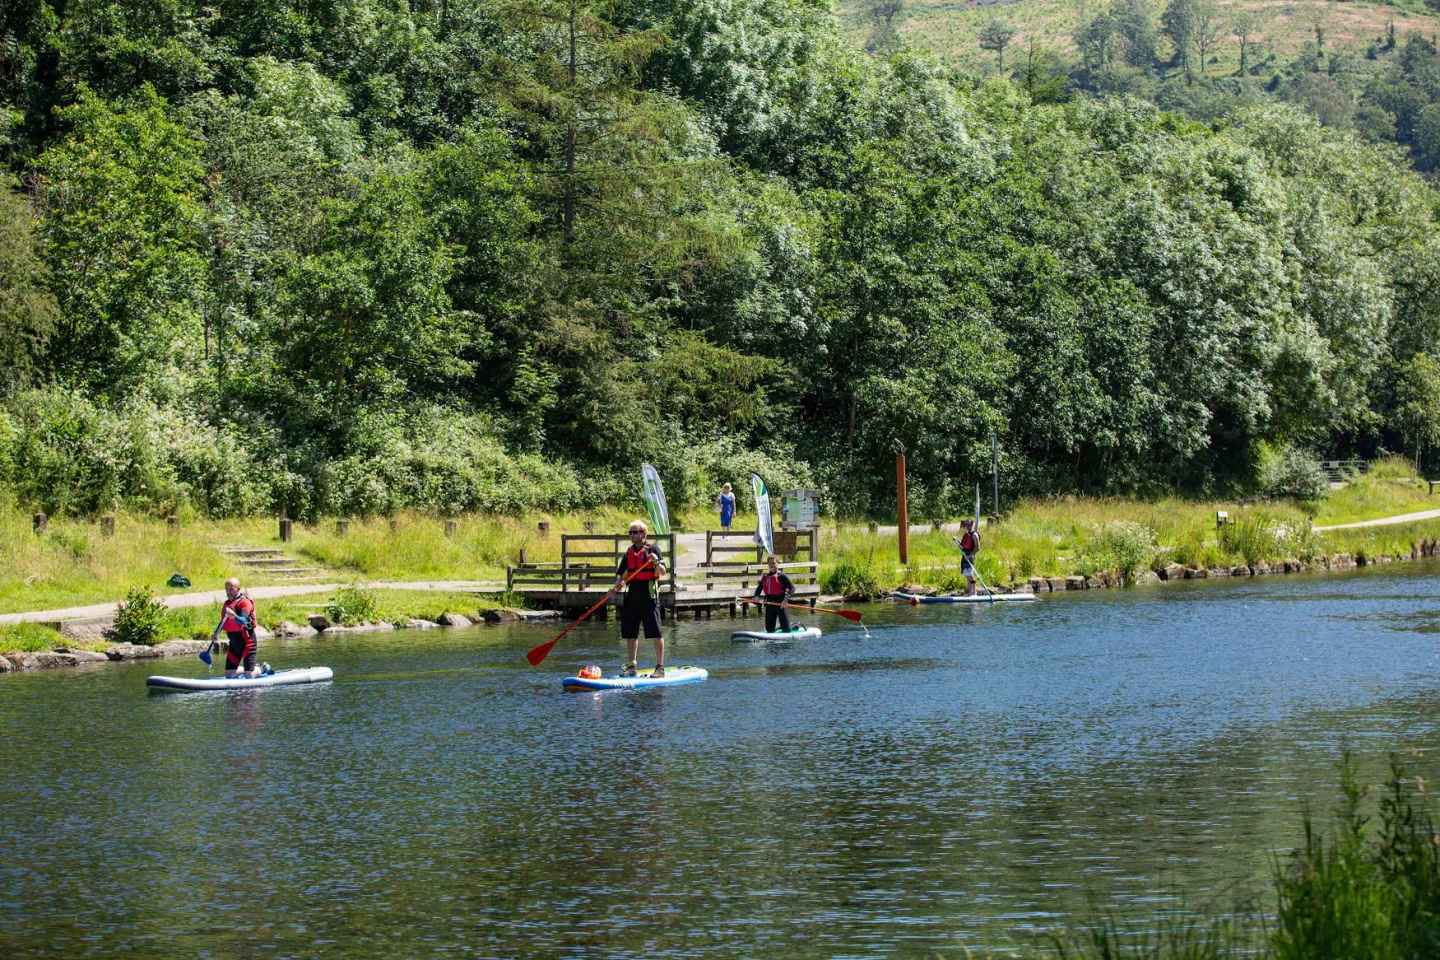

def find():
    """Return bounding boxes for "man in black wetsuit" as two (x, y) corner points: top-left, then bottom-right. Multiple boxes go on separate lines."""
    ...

(749, 555), (795, 633)
(614, 519), (668, 677)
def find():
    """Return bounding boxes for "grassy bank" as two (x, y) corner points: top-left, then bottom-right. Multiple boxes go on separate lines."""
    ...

(819, 459), (1440, 596)
(0, 587), (507, 654)
(3, 457), (1437, 615)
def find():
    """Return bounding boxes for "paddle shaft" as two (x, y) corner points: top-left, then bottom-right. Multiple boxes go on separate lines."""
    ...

(953, 536), (994, 602)
(739, 597), (862, 623)
(526, 558), (656, 666)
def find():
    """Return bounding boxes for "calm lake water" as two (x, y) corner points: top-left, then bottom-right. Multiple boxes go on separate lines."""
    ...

(3, 562), (1440, 958)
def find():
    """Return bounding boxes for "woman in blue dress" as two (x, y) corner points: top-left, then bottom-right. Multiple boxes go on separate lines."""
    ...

(717, 483), (737, 531)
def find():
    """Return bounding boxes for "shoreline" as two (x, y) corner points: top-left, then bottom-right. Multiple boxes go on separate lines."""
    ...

(5, 544), (1438, 675)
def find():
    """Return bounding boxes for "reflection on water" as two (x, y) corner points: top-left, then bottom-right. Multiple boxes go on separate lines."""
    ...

(2, 560), (1439, 957)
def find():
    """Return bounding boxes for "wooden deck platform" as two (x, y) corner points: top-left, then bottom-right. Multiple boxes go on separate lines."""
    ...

(507, 530), (820, 618)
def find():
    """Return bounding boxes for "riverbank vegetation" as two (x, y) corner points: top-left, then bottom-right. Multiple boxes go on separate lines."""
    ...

(3, 459), (1438, 613)
(2, 2), (1439, 521)
(1048, 753), (1440, 960)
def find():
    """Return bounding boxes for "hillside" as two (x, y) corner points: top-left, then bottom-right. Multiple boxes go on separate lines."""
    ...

(849, 0), (1440, 73)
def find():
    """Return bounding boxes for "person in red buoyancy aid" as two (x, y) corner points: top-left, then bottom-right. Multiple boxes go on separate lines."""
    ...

(750, 555), (795, 633)
(958, 519), (981, 597)
(613, 520), (667, 678)
(211, 578), (269, 678)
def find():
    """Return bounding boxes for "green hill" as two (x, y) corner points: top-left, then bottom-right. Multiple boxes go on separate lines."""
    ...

(846, 0), (1440, 74)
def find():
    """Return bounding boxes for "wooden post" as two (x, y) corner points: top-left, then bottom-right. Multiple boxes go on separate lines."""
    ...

(279, 518), (292, 543)
(519, 548), (527, 565)
(507, 565), (513, 592)
(100, 515), (114, 538)
(584, 520), (594, 533)
(538, 521), (550, 538)
(896, 446), (908, 565)
(445, 519), (458, 538)
(167, 516), (179, 536)
(336, 520), (349, 536)
(32, 512), (46, 535)
(389, 518), (400, 531)
(868, 520), (877, 534)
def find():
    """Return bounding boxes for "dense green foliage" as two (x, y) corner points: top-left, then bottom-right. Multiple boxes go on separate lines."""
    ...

(0, 0), (1436, 518)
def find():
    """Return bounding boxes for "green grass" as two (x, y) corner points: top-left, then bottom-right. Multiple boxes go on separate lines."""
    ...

(1310, 457), (1439, 526)
(0, 622), (68, 653)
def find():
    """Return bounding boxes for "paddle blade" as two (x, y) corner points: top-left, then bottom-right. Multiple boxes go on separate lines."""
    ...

(526, 639), (558, 667)
(198, 646), (212, 666)
(836, 609), (863, 623)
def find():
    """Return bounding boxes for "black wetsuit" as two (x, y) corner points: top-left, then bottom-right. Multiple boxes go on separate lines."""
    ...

(754, 570), (795, 633)
(616, 543), (664, 640)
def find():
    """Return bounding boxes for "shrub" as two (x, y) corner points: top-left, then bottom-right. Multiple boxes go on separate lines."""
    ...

(821, 548), (881, 599)
(1219, 514), (1284, 566)
(1083, 521), (1158, 584)
(326, 584), (379, 625)
(111, 586), (168, 645)
(1263, 445), (1330, 501)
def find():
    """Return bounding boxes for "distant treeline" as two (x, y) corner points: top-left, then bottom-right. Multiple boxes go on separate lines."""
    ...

(0, 0), (1437, 518)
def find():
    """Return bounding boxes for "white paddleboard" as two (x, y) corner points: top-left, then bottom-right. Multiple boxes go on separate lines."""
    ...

(563, 666), (707, 691)
(147, 667), (334, 693)
(893, 591), (1037, 604)
(731, 626), (822, 642)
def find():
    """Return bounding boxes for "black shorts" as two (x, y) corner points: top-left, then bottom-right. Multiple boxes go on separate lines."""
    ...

(620, 585), (662, 640)
(226, 630), (256, 671)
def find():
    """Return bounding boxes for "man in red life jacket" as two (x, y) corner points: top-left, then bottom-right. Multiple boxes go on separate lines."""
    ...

(750, 555), (795, 633)
(613, 520), (667, 678)
(211, 578), (269, 678)
(958, 518), (981, 597)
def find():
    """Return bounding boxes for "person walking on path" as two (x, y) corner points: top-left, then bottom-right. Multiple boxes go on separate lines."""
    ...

(957, 518), (981, 597)
(614, 520), (668, 677)
(717, 483), (737, 531)
(211, 578), (270, 678)
(748, 555), (795, 633)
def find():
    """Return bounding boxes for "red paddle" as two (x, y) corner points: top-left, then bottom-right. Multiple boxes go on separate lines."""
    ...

(526, 560), (654, 666)
(738, 598), (863, 623)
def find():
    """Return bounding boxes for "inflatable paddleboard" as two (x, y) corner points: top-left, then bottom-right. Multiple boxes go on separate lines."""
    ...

(562, 666), (707, 691)
(731, 626), (822, 643)
(893, 591), (1037, 604)
(147, 667), (334, 693)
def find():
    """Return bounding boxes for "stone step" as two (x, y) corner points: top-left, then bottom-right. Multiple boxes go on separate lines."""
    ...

(238, 557), (302, 568)
(219, 548), (287, 558)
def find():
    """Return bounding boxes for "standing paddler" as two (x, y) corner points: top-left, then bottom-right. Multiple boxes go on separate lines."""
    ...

(211, 578), (271, 678)
(614, 519), (668, 678)
(957, 518), (981, 597)
(747, 555), (795, 633)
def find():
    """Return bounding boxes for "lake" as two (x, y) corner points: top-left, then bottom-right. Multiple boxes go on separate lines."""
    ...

(3, 561), (1439, 958)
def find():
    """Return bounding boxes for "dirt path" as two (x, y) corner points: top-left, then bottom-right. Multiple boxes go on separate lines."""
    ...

(0, 580), (505, 626)
(1314, 508), (1440, 532)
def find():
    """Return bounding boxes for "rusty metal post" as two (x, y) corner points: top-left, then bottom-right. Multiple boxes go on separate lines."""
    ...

(279, 518), (292, 542)
(895, 442), (908, 566)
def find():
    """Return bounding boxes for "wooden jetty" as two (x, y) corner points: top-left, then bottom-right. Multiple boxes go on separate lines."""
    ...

(506, 530), (820, 619)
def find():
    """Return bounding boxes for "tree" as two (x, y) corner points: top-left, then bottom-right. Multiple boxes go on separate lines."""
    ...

(35, 84), (207, 393)
(978, 18), (1016, 73)
(868, 0), (905, 52)
(1230, 7), (1270, 76)
(0, 175), (57, 387)
(1161, 0), (1198, 78)
(1396, 353), (1440, 473)
(1189, 0), (1224, 77)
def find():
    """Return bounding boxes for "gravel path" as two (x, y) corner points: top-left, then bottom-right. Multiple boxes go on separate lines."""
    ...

(0, 580), (504, 626)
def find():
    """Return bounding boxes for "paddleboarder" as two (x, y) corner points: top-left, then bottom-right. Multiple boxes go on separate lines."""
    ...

(958, 518), (981, 597)
(749, 555), (795, 633)
(211, 578), (270, 678)
(717, 482), (737, 531)
(614, 520), (668, 678)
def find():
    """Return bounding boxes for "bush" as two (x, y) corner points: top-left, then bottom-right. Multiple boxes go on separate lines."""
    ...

(1080, 521), (1157, 584)
(326, 584), (379, 625)
(821, 549), (881, 599)
(110, 586), (168, 645)
(1219, 514), (1284, 566)
(1263, 445), (1330, 501)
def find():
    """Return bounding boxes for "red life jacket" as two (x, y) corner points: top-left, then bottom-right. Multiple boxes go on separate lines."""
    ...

(624, 545), (659, 581)
(221, 596), (254, 633)
(960, 530), (979, 552)
(760, 572), (786, 596)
